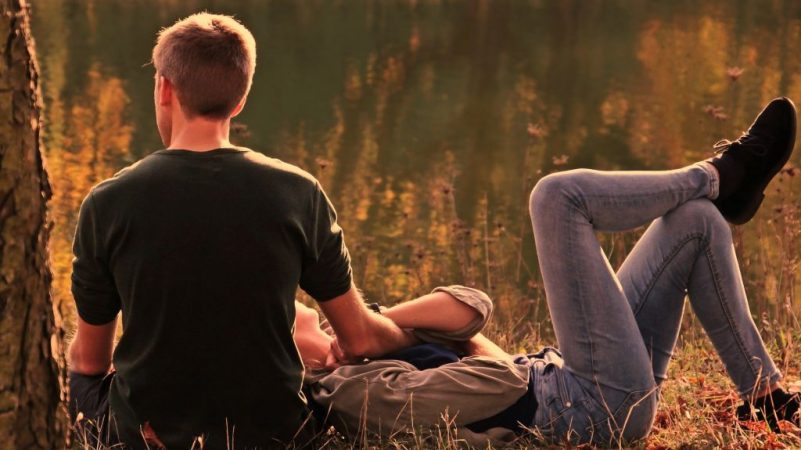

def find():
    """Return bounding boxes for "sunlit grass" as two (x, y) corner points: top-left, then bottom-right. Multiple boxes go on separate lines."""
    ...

(69, 327), (801, 449)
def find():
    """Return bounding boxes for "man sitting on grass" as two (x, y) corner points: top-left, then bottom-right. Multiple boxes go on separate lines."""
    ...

(66, 13), (415, 449)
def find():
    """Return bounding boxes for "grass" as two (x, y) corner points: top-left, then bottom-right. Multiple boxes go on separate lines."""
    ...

(312, 332), (801, 450)
(70, 326), (801, 450)
(642, 336), (801, 450)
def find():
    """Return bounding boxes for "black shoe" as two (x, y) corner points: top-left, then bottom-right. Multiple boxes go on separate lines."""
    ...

(707, 97), (797, 225)
(736, 388), (800, 432)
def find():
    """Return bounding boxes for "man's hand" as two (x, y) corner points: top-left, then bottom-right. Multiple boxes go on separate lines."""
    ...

(324, 338), (347, 369)
(318, 286), (416, 360)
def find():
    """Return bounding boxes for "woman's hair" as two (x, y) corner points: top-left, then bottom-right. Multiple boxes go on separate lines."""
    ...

(151, 12), (257, 119)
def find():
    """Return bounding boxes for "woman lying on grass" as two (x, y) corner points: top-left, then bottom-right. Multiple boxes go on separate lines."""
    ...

(296, 98), (801, 447)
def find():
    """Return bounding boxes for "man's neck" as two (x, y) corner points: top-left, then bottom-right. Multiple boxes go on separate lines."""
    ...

(167, 117), (233, 152)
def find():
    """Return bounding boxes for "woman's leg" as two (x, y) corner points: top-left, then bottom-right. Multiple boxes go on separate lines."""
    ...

(529, 98), (796, 443)
(529, 163), (716, 441)
(617, 199), (780, 398)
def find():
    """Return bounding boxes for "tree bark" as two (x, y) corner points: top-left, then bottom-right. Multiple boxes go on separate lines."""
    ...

(0, 0), (66, 449)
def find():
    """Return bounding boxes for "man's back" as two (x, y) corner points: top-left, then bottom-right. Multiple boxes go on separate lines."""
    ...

(72, 147), (352, 447)
(68, 14), (409, 449)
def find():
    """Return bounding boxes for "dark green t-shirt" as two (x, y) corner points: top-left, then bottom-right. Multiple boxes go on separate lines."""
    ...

(71, 147), (352, 448)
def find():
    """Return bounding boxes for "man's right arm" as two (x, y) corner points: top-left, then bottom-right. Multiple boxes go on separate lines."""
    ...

(299, 181), (416, 360)
(318, 286), (417, 361)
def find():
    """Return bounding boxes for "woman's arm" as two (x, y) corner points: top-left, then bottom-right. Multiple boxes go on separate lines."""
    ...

(382, 290), (481, 332)
(319, 286), (495, 357)
(318, 286), (418, 359)
(463, 332), (515, 364)
(307, 356), (530, 433)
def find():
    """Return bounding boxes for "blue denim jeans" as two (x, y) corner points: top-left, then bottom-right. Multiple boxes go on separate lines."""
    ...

(527, 165), (781, 445)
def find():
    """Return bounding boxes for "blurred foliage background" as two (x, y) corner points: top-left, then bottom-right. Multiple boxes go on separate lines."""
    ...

(30, 0), (801, 351)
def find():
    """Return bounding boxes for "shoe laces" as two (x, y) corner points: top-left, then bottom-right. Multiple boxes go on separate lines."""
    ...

(713, 133), (768, 156)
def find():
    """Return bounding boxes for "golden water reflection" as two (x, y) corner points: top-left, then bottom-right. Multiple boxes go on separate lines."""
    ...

(31, 1), (801, 341)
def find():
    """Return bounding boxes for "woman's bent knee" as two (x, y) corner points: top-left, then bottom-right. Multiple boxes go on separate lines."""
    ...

(529, 170), (589, 218)
(663, 199), (732, 242)
(617, 389), (658, 442)
(529, 173), (559, 217)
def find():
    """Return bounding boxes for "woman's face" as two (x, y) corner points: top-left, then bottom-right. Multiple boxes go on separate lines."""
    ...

(294, 302), (333, 369)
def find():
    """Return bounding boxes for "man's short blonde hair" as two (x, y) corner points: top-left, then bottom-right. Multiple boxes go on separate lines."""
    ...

(152, 12), (256, 119)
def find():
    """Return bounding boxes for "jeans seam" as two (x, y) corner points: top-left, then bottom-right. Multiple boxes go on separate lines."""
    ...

(632, 233), (704, 318)
(566, 200), (598, 379)
(701, 241), (763, 382)
(695, 161), (719, 200)
(630, 230), (763, 385)
(578, 184), (709, 226)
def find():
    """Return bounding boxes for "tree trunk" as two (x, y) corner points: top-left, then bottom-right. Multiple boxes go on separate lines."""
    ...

(0, 0), (66, 449)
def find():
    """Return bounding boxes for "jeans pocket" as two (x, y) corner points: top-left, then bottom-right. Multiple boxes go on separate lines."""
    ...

(553, 365), (573, 408)
(533, 366), (566, 435)
(535, 365), (598, 444)
(533, 349), (612, 444)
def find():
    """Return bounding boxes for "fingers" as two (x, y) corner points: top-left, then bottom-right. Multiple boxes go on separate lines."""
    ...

(324, 338), (347, 370)
(331, 338), (347, 361)
(324, 349), (340, 370)
(319, 318), (334, 337)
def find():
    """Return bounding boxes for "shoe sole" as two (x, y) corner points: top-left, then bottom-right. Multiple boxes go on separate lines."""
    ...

(724, 97), (797, 225)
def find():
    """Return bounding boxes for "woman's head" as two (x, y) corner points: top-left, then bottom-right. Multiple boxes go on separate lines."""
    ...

(294, 301), (333, 369)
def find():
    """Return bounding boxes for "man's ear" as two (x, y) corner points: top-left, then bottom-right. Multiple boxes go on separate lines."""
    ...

(229, 97), (247, 118)
(157, 75), (173, 106)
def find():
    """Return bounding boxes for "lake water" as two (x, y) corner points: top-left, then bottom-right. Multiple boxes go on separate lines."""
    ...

(30, 0), (801, 337)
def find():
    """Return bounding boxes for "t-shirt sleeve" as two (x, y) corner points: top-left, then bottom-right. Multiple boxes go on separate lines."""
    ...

(299, 183), (353, 302)
(71, 192), (121, 325)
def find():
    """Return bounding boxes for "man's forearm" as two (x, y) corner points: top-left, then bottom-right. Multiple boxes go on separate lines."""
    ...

(321, 286), (419, 360)
(358, 313), (418, 357)
(67, 317), (117, 375)
(68, 340), (112, 375)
